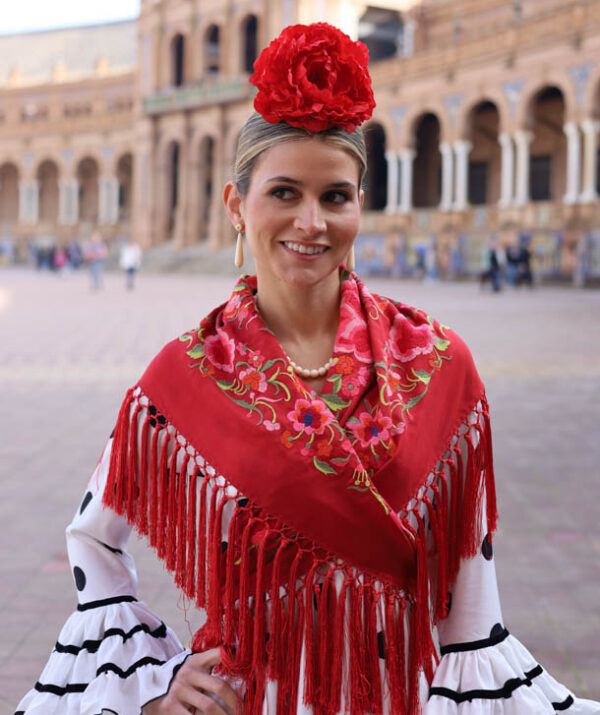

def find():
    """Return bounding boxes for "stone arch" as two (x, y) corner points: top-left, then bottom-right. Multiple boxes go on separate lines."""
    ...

(76, 156), (100, 223)
(37, 159), (60, 223)
(412, 113), (442, 208)
(464, 100), (502, 205)
(240, 14), (259, 74)
(363, 122), (387, 211)
(166, 140), (181, 237)
(526, 85), (567, 202)
(204, 24), (221, 75)
(116, 153), (133, 221)
(195, 136), (216, 240)
(456, 90), (510, 139)
(171, 33), (186, 87)
(0, 161), (19, 225)
(402, 103), (452, 148)
(516, 76), (574, 130)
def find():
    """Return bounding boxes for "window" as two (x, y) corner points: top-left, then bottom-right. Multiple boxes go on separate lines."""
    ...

(468, 161), (488, 205)
(529, 155), (551, 201)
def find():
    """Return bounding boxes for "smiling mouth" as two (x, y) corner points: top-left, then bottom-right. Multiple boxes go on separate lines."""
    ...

(282, 241), (329, 255)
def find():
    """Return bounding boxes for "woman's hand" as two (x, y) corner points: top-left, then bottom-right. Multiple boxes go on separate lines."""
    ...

(142, 648), (241, 715)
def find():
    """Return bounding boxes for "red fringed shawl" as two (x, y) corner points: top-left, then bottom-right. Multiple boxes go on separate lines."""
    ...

(104, 271), (497, 714)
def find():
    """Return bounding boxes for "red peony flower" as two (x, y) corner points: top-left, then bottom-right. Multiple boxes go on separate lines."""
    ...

(250, 23), (375, 133)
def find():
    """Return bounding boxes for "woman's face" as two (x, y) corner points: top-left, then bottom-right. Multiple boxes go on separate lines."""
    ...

(227, 137), (363, 291)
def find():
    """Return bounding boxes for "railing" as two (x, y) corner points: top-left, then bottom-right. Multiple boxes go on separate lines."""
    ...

(143, 75), (255, 115)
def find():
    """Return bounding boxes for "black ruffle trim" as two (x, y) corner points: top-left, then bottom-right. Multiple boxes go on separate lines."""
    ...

(440, 626), (509, 655)
(429, 664), (543, 703)
(54, 622), (167, 655)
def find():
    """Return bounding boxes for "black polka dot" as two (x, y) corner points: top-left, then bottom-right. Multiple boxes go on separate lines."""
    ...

(237, 497), (249, 508)
(490, 622), (504, 639)
(80, 491), (93, 514)
(221, 541), (228, 554)
(446, 592), (453, 614)
(481, 533), (493, 560)
(148, 405), (157, 415)
(377, 631), (385, 659)
(157, 415), (166, 425)
(149, 417), (157, 428)
(73, 566), (86, 591)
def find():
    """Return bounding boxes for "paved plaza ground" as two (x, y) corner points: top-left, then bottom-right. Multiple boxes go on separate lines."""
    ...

(1, 266), (599, 712)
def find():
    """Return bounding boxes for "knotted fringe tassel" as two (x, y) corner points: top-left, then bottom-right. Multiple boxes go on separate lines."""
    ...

(103, 388), (497, 714)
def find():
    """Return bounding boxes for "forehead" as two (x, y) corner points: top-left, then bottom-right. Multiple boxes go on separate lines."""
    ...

(252, 137), (360, 185)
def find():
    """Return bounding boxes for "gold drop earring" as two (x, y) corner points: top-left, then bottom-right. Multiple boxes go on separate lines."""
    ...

(234, 224), (244, 268)
(347, 245), (356, 272)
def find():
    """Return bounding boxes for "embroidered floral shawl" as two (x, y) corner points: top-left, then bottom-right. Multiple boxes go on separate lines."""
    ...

(104, 271), (497, 714)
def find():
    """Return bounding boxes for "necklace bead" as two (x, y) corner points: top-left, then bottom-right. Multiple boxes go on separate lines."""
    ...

(287, 356), (334, 379)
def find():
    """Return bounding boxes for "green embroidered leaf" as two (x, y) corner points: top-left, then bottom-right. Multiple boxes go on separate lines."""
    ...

(435, 338), (450, 351)
(321, 393), (352, 411)
(187, 344), (205, 359)
(313, 457), (338, 476)
(263, 358), (283, 370)
(413, 369), (431, 385)
(404, 393), (425, 410)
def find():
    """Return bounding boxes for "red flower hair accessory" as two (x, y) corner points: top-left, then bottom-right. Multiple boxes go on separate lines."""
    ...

(249, 22), (375, 133)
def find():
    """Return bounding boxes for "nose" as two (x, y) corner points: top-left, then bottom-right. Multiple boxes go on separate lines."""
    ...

(293, 198), (326, 237)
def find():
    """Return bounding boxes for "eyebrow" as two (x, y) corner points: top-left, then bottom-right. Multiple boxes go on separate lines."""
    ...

(265, 176), (356, 190)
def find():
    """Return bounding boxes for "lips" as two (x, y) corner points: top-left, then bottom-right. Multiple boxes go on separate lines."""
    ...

(282, 241), (329, 255)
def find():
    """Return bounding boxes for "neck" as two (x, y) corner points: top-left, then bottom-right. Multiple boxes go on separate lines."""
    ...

(255, 271), (341, 357)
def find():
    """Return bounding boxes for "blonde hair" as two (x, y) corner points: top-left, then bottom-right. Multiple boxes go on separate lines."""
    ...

(234, 113), (367, 195)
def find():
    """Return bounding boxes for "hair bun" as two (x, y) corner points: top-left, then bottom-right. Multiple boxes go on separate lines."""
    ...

(249, 22), (376, 133)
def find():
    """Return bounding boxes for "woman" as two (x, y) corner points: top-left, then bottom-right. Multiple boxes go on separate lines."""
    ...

(16, 23), (599, 715)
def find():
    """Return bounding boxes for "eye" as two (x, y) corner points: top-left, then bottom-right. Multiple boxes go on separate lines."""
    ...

(270, 186), (296, 200)
(323, 190), (351, 204)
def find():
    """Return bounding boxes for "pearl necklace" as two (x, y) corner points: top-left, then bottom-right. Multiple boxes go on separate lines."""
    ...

(286, 354), (335, 379)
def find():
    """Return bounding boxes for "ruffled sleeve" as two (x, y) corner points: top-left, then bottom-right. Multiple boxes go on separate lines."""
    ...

(425, 529), (600, 714)
(14, 440), (190, 715)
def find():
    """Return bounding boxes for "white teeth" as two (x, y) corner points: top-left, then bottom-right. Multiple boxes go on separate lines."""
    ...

(283, 242), (328, 255)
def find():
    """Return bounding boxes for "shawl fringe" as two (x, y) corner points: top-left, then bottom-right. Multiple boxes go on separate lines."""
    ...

(103, 387), (497, 714)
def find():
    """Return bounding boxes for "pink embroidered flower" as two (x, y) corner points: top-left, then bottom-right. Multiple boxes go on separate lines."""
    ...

(264, 420), (280, 431)
(281, 430), (295, 449)
(333, 355), (354, 375)
(239, 367), (268, 393)
(315, 439), (333, 458)
(287, 398), (333, 436)
(349, 411), (393, 448)
(203, 331), (236, 373)
(335, 289), (373, 364)
(388, 314), (435, 363)
(341, 365), (372, 398)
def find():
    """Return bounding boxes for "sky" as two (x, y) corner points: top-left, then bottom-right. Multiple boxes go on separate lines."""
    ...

(0, 0), (141, 35)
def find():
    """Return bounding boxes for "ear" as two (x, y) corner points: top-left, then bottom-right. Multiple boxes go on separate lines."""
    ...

(223, 182), (244, 228)
(359, 189), (365, 209)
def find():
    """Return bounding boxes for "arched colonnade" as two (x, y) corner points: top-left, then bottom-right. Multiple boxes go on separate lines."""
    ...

(366, 81), (600, 215)
(0, 152), (134, 229)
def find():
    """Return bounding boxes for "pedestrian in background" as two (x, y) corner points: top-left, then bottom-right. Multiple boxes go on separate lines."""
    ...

(119, 237), (142, 290)
(85, 230), (106, 291)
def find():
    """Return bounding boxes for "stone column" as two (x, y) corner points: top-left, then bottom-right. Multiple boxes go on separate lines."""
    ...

(398, 148), (415, 214)
(514, 129), (532, 207)
(498, 133), (514, 207)
(58, 178), (79, 225)
(580, 119), (599, 203)
(402, 19), (416, 57)
(18, 180), (39, 224)
(563, 122), (581, 204)
(385, 151), (399, 214)
(439, 142), (453, 211)
(453, 140), (472, 211)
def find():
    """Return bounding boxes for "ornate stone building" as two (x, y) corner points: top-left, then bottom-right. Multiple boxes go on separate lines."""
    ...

(1, 0), (600, 281)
